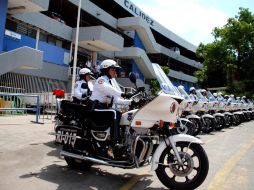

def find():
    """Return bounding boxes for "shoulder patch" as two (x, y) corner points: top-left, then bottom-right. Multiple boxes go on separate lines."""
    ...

(98, 79), (105, 84)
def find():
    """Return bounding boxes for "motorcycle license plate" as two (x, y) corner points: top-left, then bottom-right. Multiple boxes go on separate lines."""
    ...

(55, 130), (77, 146)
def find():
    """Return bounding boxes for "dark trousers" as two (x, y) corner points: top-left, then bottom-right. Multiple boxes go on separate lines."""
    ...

(93, 101), (122, 143)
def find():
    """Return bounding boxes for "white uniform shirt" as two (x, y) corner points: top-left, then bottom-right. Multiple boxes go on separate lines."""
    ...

(217, 96), (225, 102)
(90, 75), (131, 105)
(189, 93), (198, 102)
(86, 60), (92, 68)
(74, 80), (93, 99)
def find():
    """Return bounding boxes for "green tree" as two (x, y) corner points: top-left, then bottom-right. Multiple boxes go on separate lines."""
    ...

(196, 8), (254, 96)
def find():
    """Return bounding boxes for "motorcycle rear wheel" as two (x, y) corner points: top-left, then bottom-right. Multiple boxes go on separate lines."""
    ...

(155, 142), (209, 190)
(63, 146), (93, 170)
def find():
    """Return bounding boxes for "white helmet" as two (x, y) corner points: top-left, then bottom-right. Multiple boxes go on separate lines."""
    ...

(79, 68), (92, 75)
(178, 85), (185, 90)
(213, 93), (218, 97)
(100, 59), (121, 71)
(201, 89), (207, 93)
(189, 87), (196, 92)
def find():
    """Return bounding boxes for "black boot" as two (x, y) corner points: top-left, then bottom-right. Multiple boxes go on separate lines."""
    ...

(113, 141), (126, 159)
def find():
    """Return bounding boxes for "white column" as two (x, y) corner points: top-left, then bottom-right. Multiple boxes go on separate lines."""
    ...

(35, 28), (40, 50)
(92, 51), (97, 68)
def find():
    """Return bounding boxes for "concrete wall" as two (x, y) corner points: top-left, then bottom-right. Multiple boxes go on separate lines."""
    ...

(3, 31), (70, 66)
(13, 61), (69, 81)
(114, 0), (197, 52)
(13, 12), (72, 41)
(0, 0), (8, 53)
(0, 46), (43, 75)
(31, 0), (49, 10)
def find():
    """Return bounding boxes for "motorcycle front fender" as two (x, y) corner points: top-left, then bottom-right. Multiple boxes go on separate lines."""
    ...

(202, 114), (214, 119)
(151, 134), (203, 171)
(234, 111), (243, 115)
(213, 113), (224, 117)
(224, 112), (233, 116)
(186, 114), (200, 120)
(179, 118), (191, 123)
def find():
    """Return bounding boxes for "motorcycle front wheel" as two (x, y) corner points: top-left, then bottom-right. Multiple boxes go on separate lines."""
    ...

(202, 117), (215, 133)
(155, 142), (209, 190)
(188, 118), (202, 136)
(173, 119), (194, 136)
(214, 116), (225, 130)
(224, 115), (233, 127)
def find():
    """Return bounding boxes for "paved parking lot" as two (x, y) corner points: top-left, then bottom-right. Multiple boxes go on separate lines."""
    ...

(0, 115), (254, 190)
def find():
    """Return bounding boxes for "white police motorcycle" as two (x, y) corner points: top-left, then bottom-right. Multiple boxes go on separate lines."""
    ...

(177, 85), (202, 136)
(206, 91), (226, 130)
(54, 64), (209, 190)
(193, 90), (215, 133)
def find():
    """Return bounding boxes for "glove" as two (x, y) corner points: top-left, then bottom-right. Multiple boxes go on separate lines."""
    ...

(88, 90), (92, 96)
(130, 100), (139, 108)
(137, 87), (145, 92)
(121, 92), (133, 99)
(81, 93), (87, 98)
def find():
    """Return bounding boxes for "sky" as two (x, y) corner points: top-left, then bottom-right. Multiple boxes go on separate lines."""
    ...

(131, 0), (254, 46)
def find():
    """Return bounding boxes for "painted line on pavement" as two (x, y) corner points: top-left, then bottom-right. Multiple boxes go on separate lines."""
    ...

(119, 127), (248, 190)
(119, 173), (146, 190)
(207, 137), (254, 190)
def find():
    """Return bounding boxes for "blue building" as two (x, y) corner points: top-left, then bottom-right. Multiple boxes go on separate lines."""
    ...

(0, 0), (202, 93)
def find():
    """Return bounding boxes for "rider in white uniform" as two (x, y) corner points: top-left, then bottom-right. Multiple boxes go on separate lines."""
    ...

(74, 68), (93, 102)
(90, 59), (132, 147)
(200, 89), (209, 101)
(189, 87), (198, 102)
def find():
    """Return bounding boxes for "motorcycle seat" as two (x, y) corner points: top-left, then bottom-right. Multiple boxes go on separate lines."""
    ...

(61, 100), (91, 116)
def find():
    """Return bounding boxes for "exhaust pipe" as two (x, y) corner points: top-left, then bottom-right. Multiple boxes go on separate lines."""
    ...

(60, 150), (109, 165)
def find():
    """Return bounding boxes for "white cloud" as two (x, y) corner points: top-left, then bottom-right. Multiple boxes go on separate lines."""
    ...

(132, 0), (229, 46)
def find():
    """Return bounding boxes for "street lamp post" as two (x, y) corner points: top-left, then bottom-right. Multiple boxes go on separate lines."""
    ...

(71, 0), (82, 96)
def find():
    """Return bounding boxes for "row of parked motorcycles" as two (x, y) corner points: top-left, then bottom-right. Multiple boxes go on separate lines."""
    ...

(53, 63), (252, 190)
(175, 87), (254, 136)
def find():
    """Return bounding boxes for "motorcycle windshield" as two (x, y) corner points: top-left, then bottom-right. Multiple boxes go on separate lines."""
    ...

(207, 91), (217, 102)
(177, 86), (192, 100)
(152, 63), (181, 97)
(111, 78), (123, 92)
(196, 90), (208, 102)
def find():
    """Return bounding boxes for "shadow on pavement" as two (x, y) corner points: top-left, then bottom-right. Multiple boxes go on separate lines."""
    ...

(19, 163), (156, 190)
(23, 139), (164, 189)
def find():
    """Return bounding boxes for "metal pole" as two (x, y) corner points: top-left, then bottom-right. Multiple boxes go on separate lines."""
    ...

(71, 0), (82, 96)
(36, 95), (40, 123)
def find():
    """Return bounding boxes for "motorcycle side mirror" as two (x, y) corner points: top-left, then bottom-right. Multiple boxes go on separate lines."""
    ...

(129, 72), (137, 85)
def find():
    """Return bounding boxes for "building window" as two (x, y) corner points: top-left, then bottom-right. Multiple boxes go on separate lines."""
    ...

(39, 32), (47, 42)
(47, 35), (56, 45)
(5, 19), (17, 31)
(56, 40), (62, 47)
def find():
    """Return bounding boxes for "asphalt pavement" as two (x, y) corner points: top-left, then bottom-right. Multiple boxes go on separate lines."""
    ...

(0, 115), (254, 190)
